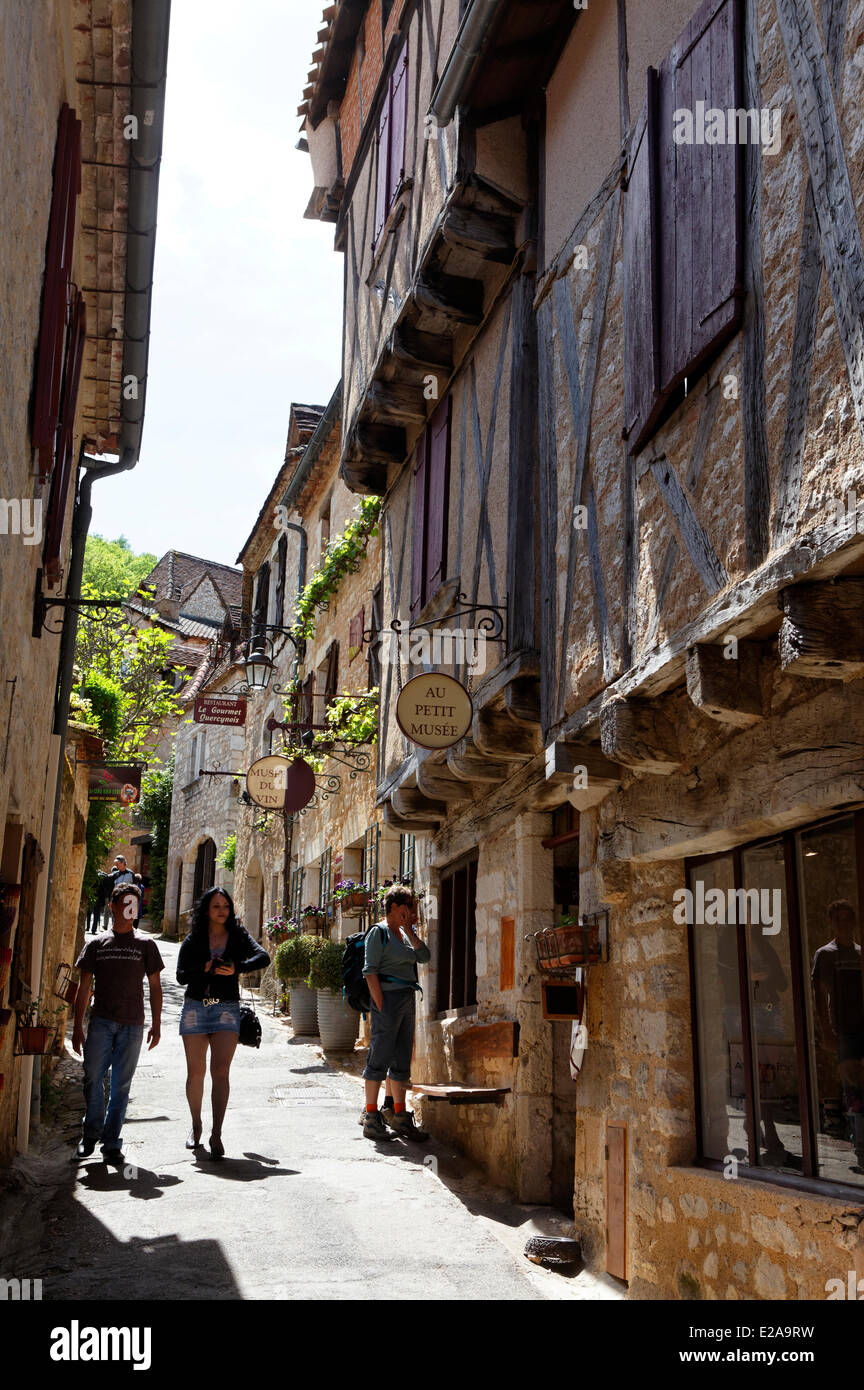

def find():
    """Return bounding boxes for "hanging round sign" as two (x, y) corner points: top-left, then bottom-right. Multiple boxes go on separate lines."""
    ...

(395, 672), (473, 750)
(246, 755), (316, 813)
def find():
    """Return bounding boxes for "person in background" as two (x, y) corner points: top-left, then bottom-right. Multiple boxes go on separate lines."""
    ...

(72, 883), (163, 1162)
(88, 869), (112, 934)
(177, 887), (269, 1159)
(101, 856), (135, 930)
(362, 888), (430, 1142)
(812, 899), (864, 1171)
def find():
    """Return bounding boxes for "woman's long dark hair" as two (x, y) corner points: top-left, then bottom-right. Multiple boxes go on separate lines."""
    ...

(189, 886), (239, 939)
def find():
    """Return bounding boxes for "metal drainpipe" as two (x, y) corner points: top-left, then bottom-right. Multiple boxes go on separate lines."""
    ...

(428, 0), (504, 127)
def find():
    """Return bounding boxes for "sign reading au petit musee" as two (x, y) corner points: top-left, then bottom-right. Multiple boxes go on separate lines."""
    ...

(395, 673), (473, 750)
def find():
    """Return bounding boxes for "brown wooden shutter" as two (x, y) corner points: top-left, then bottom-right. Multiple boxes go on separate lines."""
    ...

(410, 432), (428, 619)
(32, 104), (82, 480)
(623, 76), (661, 453)
(388, 47), (408, 206)
(349, 608), (364, 661)
(658, 0), (743, 394)
(373, 93), (391, 249)
(274, 534), (287, 626)
(43, 290), (86, 586)
(606, 1121), (628, 1280)
(325, 640), (340, 704)
(368, 583), (383, 686)
(252, 560), (270, 643)
(300, 671), (315, 727)
(425, 394), (451, 602)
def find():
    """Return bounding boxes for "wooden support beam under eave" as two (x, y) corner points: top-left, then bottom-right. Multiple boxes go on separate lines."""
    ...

(413, 271), (484, 326)
(415, 760), (473, 803)
(472, 708), (540, 761)
(440, 206), (517, 265)
(390, 787), (448, 825)
(368, 379), (427, 425)
(686, 641), (764, 726)
(779, 579), (864, 680)
(545, 740), (622, 810)
(446, 741), (512, 784)
(599, 698), (682, 775)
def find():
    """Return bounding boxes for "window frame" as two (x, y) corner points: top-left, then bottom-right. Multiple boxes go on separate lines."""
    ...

(372, 42), (408, 252)
(435, 850), (478, 1016)
(410, 393), (451, 619)
(688, 808), (864, 1198)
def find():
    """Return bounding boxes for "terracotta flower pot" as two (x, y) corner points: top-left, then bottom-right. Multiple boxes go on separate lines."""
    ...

(288, 980), (318, 1036)
(18, 1025), (52, 1055)
(316, 989), (360, 1051)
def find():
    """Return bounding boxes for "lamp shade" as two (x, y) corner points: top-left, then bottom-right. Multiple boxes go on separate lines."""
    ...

(244, 648), (274, 690)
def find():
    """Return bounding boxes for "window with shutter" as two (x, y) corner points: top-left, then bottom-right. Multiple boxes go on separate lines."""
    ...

(349, 609), (365, 661)
(410, 432), (428, 620)
(623, 0), (743, 454)
(274, 534), (287, 625)
(425, 395), (451, 602)
(325, 641), (340, 706)
(43, 289), (86, 586)
(388, 49), (408, 208)
(252, 561), (270, 645)
(658, 0), (743, 393)
(410, 395), (451, 618)
(373, 96), (391, 249)
(32, 104), (82, 482)
(368, 583), (383, 687)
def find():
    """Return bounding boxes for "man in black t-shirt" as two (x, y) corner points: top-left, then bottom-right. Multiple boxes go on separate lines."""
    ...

(72, 884), (163, 1162)
(812, 899), (864, 1167)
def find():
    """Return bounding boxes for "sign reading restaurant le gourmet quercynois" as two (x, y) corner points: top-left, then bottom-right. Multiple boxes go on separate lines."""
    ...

(193, 695), (247, 726)
(395, 673), (473, 750)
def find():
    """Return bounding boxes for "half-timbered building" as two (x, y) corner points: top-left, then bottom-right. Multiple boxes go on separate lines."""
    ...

(302, 0), (864, 1298)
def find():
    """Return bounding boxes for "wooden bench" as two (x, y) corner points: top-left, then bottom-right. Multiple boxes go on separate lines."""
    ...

(409, 1084), (511, 1106)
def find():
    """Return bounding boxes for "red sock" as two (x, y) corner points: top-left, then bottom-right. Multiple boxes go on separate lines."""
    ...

(366, 1104), (378, 1113)
(394, 1102), (406, 1114)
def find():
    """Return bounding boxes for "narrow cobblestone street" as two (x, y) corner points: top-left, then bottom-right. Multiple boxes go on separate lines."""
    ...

(3, 939), (620, 1302)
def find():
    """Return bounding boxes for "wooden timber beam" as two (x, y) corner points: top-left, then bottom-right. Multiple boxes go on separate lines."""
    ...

(416, 760), (473, 803)
(414, 270), (484, 326)
(473, 708), (540, 761)
(686, 641), (764, 726)
(779, 579), (864, 680)
(390, 323), (453, 373)
(390, 787), (448, 826)
(446, 741), (511, 784)
(545, 740), (622, 810)
(354, 420), (406, 465)
(599, 698), (681, 775)
(382, 802), (434, 832)
(440, 206), (516, 265)
(368, 380), (427, 425)
(341, 457), (387, 495)
(504, 676), (542, 728)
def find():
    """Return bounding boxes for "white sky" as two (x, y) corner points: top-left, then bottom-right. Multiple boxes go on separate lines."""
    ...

(90, 0), (343, 567)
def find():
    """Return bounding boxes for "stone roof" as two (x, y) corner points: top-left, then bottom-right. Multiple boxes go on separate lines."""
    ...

(139, 550), (243, 610)
(297, 2), (365, 130)
(235, 401), (327, 566)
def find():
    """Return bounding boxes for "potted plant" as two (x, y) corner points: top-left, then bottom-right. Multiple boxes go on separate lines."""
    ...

(274, 934), (324, 1036)
(264, 912), (293, 947)
(332, 879), (368, 914)
(53, 962), (78, 1006)
(16, 1000), (62, 1055)
(307, 937), (359, 1051)
(300, 904), (328, 934)
(373, 876), (413, 913)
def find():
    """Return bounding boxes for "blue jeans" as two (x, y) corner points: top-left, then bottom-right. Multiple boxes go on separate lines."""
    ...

(82, 1017), (144, 1149)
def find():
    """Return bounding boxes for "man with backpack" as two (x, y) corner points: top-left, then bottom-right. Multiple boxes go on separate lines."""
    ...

(356, 887), (430, 1141)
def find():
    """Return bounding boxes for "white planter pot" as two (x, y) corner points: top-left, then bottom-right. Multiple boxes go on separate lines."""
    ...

(288, 980), (318, 1036)
(316, 989), (360, 1051)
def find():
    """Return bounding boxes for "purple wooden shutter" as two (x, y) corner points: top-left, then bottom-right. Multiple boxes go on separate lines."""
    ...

(388, 48), (408, 206)
(373, 94), (391, 249)
(425, 394), (451, 602)
(410, 432), (428, 619)
(658, 0), (743, 392)
(325, 641), (340, 704)
(623, 75), (661, 453)
(43, 290), (86, 585)
(33, 104), (82, 479)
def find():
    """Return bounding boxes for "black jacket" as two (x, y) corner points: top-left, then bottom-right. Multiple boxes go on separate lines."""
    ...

(177, 924), (269, 1002)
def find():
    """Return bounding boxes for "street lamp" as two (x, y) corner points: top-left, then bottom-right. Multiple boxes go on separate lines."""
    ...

(244, 647), (275, 691)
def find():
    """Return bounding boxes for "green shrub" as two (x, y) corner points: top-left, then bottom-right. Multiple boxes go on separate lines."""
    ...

(274, 933), (323, 982)
(307, 937), (345, 993)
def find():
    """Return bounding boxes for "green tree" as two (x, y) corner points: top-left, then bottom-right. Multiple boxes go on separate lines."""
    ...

(82, 534), (157, 599)
(136, 758), (174, 925)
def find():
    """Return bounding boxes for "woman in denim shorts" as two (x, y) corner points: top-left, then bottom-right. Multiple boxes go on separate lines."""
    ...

(177, 887), (268, 1158)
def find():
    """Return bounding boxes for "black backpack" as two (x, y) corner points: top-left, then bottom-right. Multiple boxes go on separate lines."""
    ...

(342, 924), (388, 1014)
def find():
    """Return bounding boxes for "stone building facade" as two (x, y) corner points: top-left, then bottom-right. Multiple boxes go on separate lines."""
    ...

(0, 0), (169, 1159)
(299, 0), (864, 1299)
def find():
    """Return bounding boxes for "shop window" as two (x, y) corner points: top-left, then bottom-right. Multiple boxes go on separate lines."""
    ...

(399, 833), (415, 885)
(410, 395), (451, 619)
(689, 811), (864, 1190)
(436, 852), (478, 1014)
(192, 839), (216, 903)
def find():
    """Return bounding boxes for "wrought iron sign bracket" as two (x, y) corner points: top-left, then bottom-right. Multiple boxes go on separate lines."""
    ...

(33, 568), (125, 638)
(362, 593), (509, 648)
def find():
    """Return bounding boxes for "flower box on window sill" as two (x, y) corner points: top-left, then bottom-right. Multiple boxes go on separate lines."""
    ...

(336, 890), (368, 915)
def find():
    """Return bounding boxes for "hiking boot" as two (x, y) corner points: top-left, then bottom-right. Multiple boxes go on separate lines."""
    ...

(362, 1110), (395, 1141)
(381, 1093), (394, 1115)
(384, 1109), (429, 1142)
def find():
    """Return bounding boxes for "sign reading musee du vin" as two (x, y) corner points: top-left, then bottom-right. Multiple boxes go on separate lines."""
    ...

(395, 673), (473, 750)
(193, 696), (247, 726)
(245, 755), (316, 813)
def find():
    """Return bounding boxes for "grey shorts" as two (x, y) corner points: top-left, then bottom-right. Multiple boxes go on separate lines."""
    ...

(362, 988), (416, 1083)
